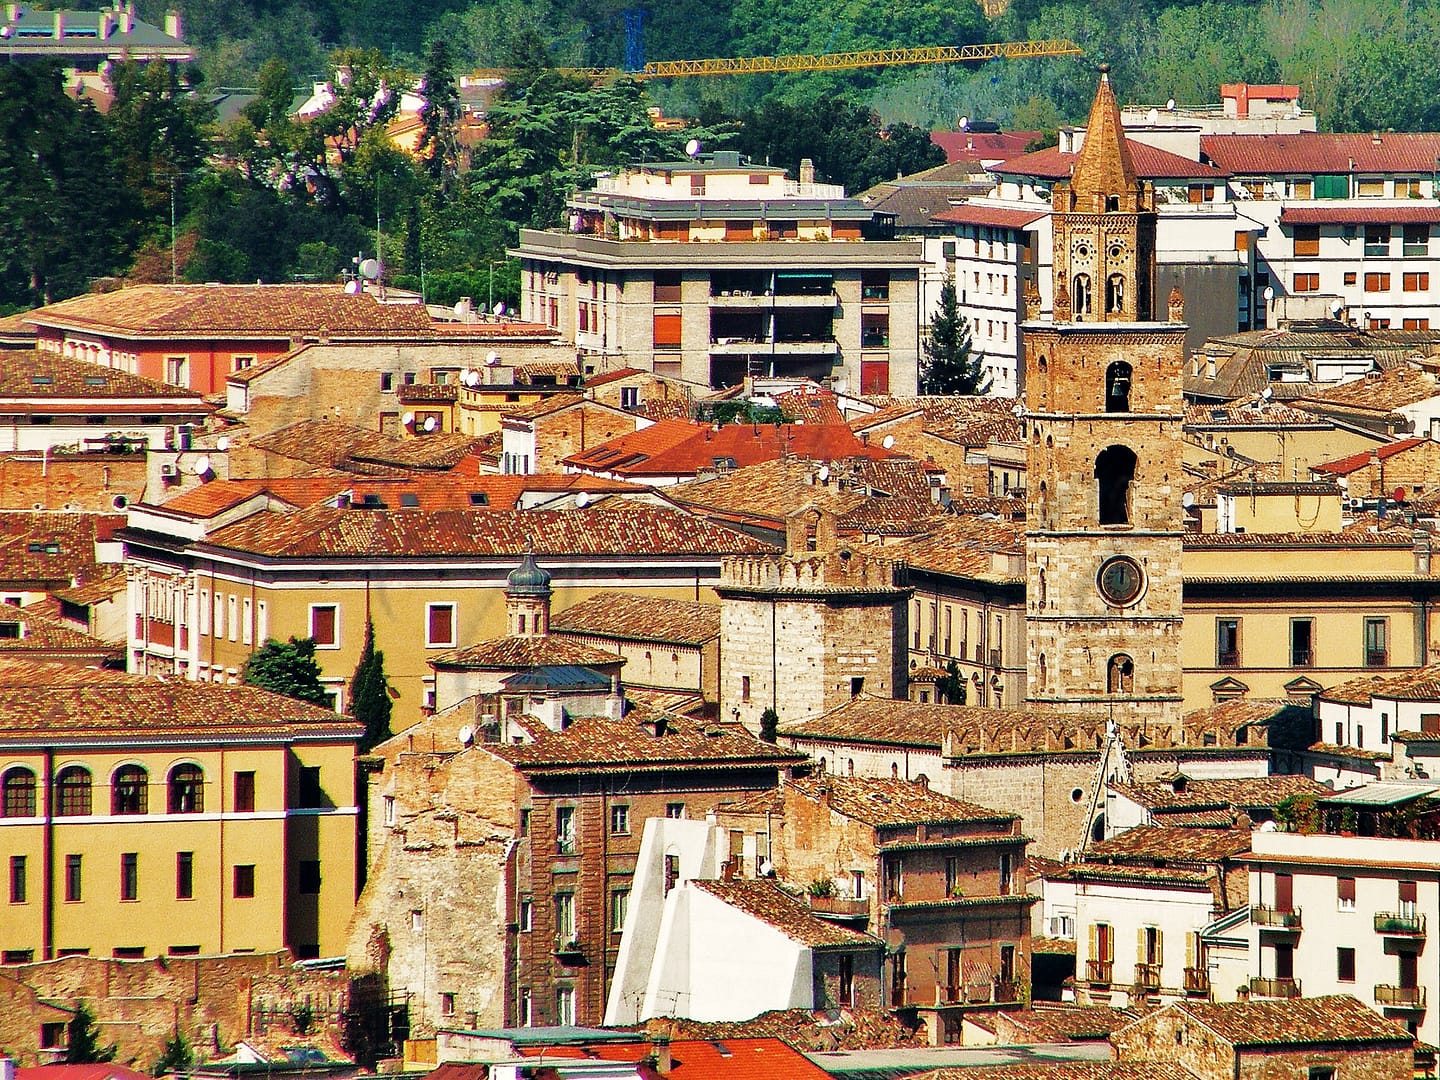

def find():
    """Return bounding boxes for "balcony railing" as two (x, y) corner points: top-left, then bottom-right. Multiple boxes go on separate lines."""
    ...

(1251, 905), (1302, 929)
(1250, 976), (1301, 998)
(1376, 984), (1427, 1008)
(1375, 912), (1427, 936)
(1184, 966), (1210, 996)
(1085, 959), (1113, 985)
(808, 895), (870, 917)
(1133, 963), (1162, 991)
(554, 935), (584, 959)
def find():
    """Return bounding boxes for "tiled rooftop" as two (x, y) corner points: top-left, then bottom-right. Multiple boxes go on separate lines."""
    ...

(1109, 775), (1325, 814)
(913, 1063), (1191, 1080)
(1081, 825), (1254, 864)
(1159, 994), (1414, 1047)
(690, 879), (881, 948)
(0, 512), (118, 584)
(787, 774), (1015, 827)
(248, 420), (483, 473)
(550, 593), (720, 645)
(0, 351), (206, 401)
(850, 517), (1024, 582)
(1311, 436), (1430, 477)
(0, 601), (121, 658)
(1200, 132), (1440, 176)
(430, 635), (624, 671)
(1320, 664), (1440, 706)
(518, 1037), (835, 1080)
(649, 1010), (925, 1052)
(995, 139), (1228, 180)
(566, 419), (882, 477)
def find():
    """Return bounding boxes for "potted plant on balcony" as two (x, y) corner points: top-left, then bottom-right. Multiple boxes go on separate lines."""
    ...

(807, 877), (836, 898)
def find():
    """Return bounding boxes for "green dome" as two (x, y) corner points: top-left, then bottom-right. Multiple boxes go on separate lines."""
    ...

(507, 552), (552, 594)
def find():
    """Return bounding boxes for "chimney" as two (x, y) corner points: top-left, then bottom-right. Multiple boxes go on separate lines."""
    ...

(1416, 529), (1432, 575)
(164, 9), (181, 38)
(120, 3), (134, 32)
(650, 1035), (672, 1074)
(99, 10), (112, 37)
(799, 158), (816, 186)
(52, 10), (65, 36)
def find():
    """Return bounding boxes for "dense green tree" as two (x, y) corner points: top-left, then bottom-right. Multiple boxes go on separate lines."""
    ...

(419, 38), (462, 192)
(759, 707), (780, 743)
(920, 278), (988, 395)
(153, 1029), (195, 1076)
(939, 660), (966, 705)
(351, 621), (393, 752)
(242, 637), (331, 706)
(66, 1002), (117, 1064)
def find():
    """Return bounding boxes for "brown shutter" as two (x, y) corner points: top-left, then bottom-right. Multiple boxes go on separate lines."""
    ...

(653, 313), (682, 347)
(311, 606), (336, 646)
(1401, 880), (1418, 904)
(429, 605), (453, 645)
(1338, 876), (1356, 903)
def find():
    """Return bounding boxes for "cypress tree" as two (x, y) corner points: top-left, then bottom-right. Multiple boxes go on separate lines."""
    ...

(351, 620), (393, 752)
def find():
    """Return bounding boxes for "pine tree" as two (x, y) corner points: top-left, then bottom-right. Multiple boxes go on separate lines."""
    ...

(920, 278), (990, 395)
(418, 38), (461, 194)
(66, 1002), (117, 1064)
(242, 637), (329, 706)
(152, 1029), (194, 1076)
(351, 620), (393, 752)
(759, 707), (780, 743)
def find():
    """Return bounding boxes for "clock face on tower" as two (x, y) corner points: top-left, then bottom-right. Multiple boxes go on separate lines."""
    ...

(1097, 555), (1145, 607)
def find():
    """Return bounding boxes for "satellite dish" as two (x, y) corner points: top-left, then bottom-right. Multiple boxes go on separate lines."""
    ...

(111, 494), (129, 510)
(493, 302), (507, 316)
(685, 138), (702, 157)
(464, 370), (480, 387)
(1395, 486), (1408, 503)
(1166, 98), (1177, 111)
(402, 411), (415, 426)
(344, 280), (361, 294)
(817, 465), (830, 482)
(457, 725), (474, 746)
(881, 434), (896, 449)
(423, 416), (438, 432)
(1147, 108), (1159, 125)
(485, 351), (502, 366)
(192, 455), (212, 476)
(1181, 492), (1195, 508)
(575, 491), (590, 508)
(359, 258), (381, 280)
(1263, 286), (1275, 301)
(1330, 299), (1345, 316)
(453, 300), (469, 318)
(959, 115), (969, 131)
(1261, 386), (1273, 400)
(216, 436), (231, 452)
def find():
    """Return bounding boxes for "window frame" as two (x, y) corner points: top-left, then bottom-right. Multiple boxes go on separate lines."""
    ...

(309, 603), (339, 649)
(120, 852), (138, 902)
(167, 764), (205, 815)
(1216, 618), (1241, 668)
(2, 767), (37, 818)
(234, 864), (256, 898)
(425, 602), (458, 649)
(176, 851), (194, 900)
(111, 765), (148, 815)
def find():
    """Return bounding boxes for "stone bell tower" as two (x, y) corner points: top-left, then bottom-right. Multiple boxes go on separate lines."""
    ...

(1023, 66), (1186, 724)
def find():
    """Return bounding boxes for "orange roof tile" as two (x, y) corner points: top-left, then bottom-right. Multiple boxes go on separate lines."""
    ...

(0, 351), (205, 401)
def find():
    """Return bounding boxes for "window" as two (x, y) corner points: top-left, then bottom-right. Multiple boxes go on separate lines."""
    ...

(1404, 224), (1429, 256)
(620, 385), (640, 409)
(1105, 361), (1131, 413)
(612, 888), (630, 931)
(1404, 272), (1429, 292)
(1073, 274), (1093, 315)
(1338, 876), (1356, 909)
(256, 600), (268, 642)
(999, 852), (1014, 894)
(227, 595), (237, 641)
(1095, 445), (1136, 525)
(1217, 619), (1241, 667)
(234, 771), (255, 813)
(861, 271), (890, 300)
(653, 271), (682, 302)
(65, 854), (82, 902)
(1337, 947), (1356, 982)
(298, 860), (321, 894)
(1290, 619), (1314, 667)
(1292, 273), (1320, 293)
(666, 802), (685, 819)
(9, 855), (25, 903)
(1294, 225), (1320, 257)
(1105, 274), (1126, 314)
(1405, 318), (1431, 330)
(1365, 225), (1391, 256)
(555, 892), (575, 939)
(2, 767), (36, 817)
(176, 852), (194, 899)
(610, 804), (630, 835)
(111, 765), (147, 815)
(519, 807), (531, 836)
(213, 592), (225, 639)
(741, 675), (751, 703)
(1357, 178), (1385, 198)
(168, 764), (204, 814)
(426, 603), (456, 648)
(556, 986), (575, 1025)
(1107, 654), (1134, 694)
(653, 312), (681, 350)
(310, 604), (338, 647)
(1399, 178), (1425, 198)
(120, 853), (138, 901)
(556, 806), (577, 854)
(380, 372), (395, 392)
(519, 987), (533, 1026)
(165, 356), (188, 385)
(1345, 271), (1357, 286)
(519, 897), (533, 931)
(439, 991), (456, 1017)
(1364, 272), (1391, 292)
(56, 766), (92, 816)
(1188, 184), (1214, 204)
(1365, 617), (1389, 667)
(1291, 178), (1314, 199)
(297, 766), (324, 808)
(234, 864), (256, 898)
(241, 598), (252, 645)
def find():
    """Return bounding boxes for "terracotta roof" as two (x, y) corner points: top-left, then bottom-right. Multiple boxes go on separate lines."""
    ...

(51, 564), (126, 607)
(1184, 528), (1413, 548)
(1029, 937), (1078, 956)
(0, 351), (205, 401)
(787, 773), (1015, 827)
(1311, 436), (1429, 477)
(1183, 401), (1333, 428)
(518, 1037), (834, 1080)
(502, 392), (587, 421)
(248, 420), (483, 473)
(0, 512), (116, 584)
(995, 1005), (1136, 1041)
(1108, 776), (1325, 814)
(1200, 132), (1440, 176)
(1280, 205), (1440, 226)
(583, 367), (647, 387)
(994, 140), (1228, 181)
(566, 419), (880, 477)
(648, 1011), (924, 1052)
(1157, 994), (1414, 1047)
(850, 517), (1024, 583)
(1307, 741), (1391, 762)
(0, 601), (121, 657)
(1298, 366), (1440, 412)
(930, 203), (1048, 229)
(931, 129), (1039, 163)
(396, 382), (460, 403)
(550, 593), (720, 645)
(1082, 825), (1254, 863)
(195, 503), (773, 559)
(23, 284), (433, 337)
(479, 709), (803, 773)
(0, 659), (361, 743)
(690, 879), (881, 947)
(430, 635), (624, 671)
(1320, 664), (1440, 706)
(19, 1068), (152, 1080)
(914, 1064), (1191, 1080)
(772, 386), (848, 425)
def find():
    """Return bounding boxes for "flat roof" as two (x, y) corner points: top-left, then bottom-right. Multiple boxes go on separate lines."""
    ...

(1319, 781), (1440, 806)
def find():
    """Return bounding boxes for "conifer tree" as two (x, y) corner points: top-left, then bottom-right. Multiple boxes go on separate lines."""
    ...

(920, 278), (989, 395)
(351, 620), (393, 752)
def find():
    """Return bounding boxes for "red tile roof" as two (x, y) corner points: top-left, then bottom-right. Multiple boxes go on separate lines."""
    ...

(931, 129), (1040, 163)
(1280, 205), (1440, 225)
(550, 593), (720, 646)
(690, 879), (881, 947)
(0, 351), (205, 401)
(19, 1067), (153, 1080)
(1311, 436), (1428, 476)
(566, 420), (880, 478)
(994, 140), (1228, 180)
(930, 203), (1048, 229)
(1157, 994), (1414, 1047)
(518, 1038), (833, 1080)
(248, 420), (483, 473)
(583, 367), (648, 387)
(1201, 132), (1440, 176)
(0, 512), (117, 584)
(430, 635), (624, 671)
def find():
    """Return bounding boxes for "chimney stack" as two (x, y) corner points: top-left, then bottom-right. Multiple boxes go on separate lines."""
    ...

(650, 1035), (672, 1074)
(799, 158), (816, 186)
(164, 10), (181, 38)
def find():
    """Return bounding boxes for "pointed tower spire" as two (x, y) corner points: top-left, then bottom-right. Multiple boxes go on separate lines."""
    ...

(1070, 64), (1139, 212)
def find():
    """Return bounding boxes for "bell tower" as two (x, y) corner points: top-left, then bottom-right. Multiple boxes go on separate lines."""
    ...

(1023, 67), (1185, 723)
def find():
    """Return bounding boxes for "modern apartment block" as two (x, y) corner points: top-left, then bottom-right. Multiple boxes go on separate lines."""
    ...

(514, 152), (924, 395)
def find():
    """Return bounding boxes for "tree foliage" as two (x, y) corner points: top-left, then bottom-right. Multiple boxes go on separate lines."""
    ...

(67, 1002), (118, 1064)
(243, 637), (331, 706)
(921, 278), (988, 395)
(153, 1029), (195, 1076)
(351, 620), (393, 752)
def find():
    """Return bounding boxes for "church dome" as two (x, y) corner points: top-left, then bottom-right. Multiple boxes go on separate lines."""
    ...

(506, 552), (552, 594)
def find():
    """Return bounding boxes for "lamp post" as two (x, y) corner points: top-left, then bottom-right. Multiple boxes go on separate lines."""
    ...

(488, 259), (499, 315)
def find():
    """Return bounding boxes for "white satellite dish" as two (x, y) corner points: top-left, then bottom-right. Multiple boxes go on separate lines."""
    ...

(464, 369), (480, 387)
(493, 302), (507, 316)
(192, 455), (212, 476)
(344, 280), (361, 294)
(1147, 108), (1159, 125)
(1166, 98), (1177, 111)
(359, 258), (381, 280)
(685, 138), (702, 157)
(959, 115), (969, 131)
(575, 492), (590, 508)
(485, 351), (502, 367)
(457, 725), (474, 746)
(423, 416), (438, 432)
(1261, 386), (1273, 400)
(1330, 299), (1345, 316)
(216, 436), (231, 452)
(817, 465), (830, 482)
(1182, 492), (1195, 508)
(1263, 286), (1275, 301)
(402, 411), (415, 426)
(881, 434), (896, 449)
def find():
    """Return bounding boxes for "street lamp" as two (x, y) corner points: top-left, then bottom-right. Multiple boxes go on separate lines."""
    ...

(488, 260), (499, 315)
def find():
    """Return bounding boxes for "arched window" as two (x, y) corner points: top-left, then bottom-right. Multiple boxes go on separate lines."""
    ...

(111, 765), (148, 815)
(55, 766), (92, 817)
(846, 758), (855, 776)
(1107, 654), (1135, 694)
(1038, 652), (1048, 688)
(891, 762), (899, 778)
(1105, 196), (1120, 212)
(1106, 274), (1125, 314)
(168, 764), (204, 814)
(1105, 361), (1132, 413)
(1038, 569), (1047, 606)
(1073, 274), (1093, 315)
(2, 767), (36, 817)
(1095, 445), (1138, 525)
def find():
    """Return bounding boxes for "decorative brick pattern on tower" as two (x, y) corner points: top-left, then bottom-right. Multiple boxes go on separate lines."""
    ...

(1024, 68), (1186, 725)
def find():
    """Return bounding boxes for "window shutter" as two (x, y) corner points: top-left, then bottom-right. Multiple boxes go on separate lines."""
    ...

(429, 605), (453, 645)
(1401, 880), (1418, 903)
(1186, 932), (1197, 969)
(1137, 926), (1147, 964)
(1154, 929), (1163, 966)
(652, 313), (682, 347)
(312, 606), (336, 646)
(1338, 877), (1356, 903)
(1089, 924), (1099, 964)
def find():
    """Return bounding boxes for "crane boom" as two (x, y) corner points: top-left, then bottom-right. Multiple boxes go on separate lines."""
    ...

(470, 38), (1083, 82)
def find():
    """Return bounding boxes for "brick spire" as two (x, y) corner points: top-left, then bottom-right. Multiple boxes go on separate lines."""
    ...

(1069, 64), (1140, 211)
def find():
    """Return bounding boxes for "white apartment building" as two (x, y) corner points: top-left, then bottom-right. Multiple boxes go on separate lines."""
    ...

(1247, 816), (1440, 1039)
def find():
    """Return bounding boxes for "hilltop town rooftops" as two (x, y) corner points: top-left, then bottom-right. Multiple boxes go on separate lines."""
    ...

(993, 140), (1229, 181)
(0, 351), (206, 403)
(246, 420), (485, 473)
(430, 635), (624, 672)
(1296, 365), (1440, 412)
(1129, 994), (1415, 1047)
(0, 599), (122, 660)
(1081, 826), (1255, 864)
(0, 511), (121, 584)
(689, 879), (882, 948)
(1108, 774), (1326, 815)
(549, 593), (720, 646)
(786, 773), (1016, 828)
(1200, 132), (1440, 176)
(1310, 437), (1429, 477)
(1319, 664), (1440, 706)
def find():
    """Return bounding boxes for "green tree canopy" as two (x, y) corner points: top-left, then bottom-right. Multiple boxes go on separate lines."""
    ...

(67, 1002), (117, 1064)
(351, 620), (393, 751)
(920, 277), (988, 395)
(242, 637), (331, 706)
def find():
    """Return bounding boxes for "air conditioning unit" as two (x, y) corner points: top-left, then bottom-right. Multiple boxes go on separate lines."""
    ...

(1347, 497), (1367, 510)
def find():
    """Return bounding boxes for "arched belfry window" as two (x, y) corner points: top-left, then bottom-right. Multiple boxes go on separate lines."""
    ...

(1095, 445), (1137, 525)
(1073, 275), (1092, 316)
(1106, 196), (1120, 212)
(1107, 654), (1135, 694)
(1106, 274), (1125, 314)
(1105, 361), (1132, 413)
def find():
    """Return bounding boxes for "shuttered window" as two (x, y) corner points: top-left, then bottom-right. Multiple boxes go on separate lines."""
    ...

(310, 605), (338, 647)
(427, 603), (456, 648)
(653, 313), (682, 350)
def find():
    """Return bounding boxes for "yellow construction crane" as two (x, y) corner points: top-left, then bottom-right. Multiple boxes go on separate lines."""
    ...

(471, 38), (1083, 82)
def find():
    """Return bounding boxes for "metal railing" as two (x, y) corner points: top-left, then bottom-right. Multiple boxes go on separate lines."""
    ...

(1374, 912), (1427, 936)
(1184, 967), (1210, 996)
(1085, 959), (1113, 985)
(1250, 976), (1301, 998)
(1376, 984), (1426, 1008)
(1251, 905), (1302, 929)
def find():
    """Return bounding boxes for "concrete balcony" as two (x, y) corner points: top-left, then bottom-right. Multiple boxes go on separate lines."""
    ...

(708, 339), (838, 355)
(1249, 976), (1301, 998)
(709, 292), (838, 308)
(1374, 912), (1427, 937)
(1376, 984), (1426, 1009)
(1184, 966), (1210, 997)
(1251, 905), (1302, 930)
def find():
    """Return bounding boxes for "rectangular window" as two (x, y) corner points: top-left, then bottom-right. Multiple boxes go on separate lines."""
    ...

(1364, 272), (1391, 292)
(380, 372), (395, 392)
(1235, 230), (1251, 251)
(226, 595), (237, 641)
(298, 860), (321, 894)
(1404, 224), (1430, 256)
(612, 888), (630, 932)
(519, 808), (531, 836)
(1291, 179), (1314, 199)
(199, 589), (210, 635)
(1292, 273), (1320, 293)
(1290, 619), (1314, 667)
(554, 892), (575, 939)
(65, 854), (82, 902)
(861, 271), (890, 301)
(556, 806), (576, 855)
(256, 600), (267, 642)
(120, 853), (138, 901)
(1293, 225), (1320, 257)
(1337, 947), (1356, 982)
(1217, 619), (1241, 667)
(1405, 318), (1431, 330)
(519, 987), (533, 1026)
(241, 598), (253, 645)
(1357, 178), (1385, 198)
(1345, 271), (1357, 286)
(556, 986), (575, 1025)
(1404, 272), (1430, 292)
(1365, 617), (1389, 667)
(176, 852), (193, 899)
(234, 771), (255, 813)
(741, 675), (751, 703)
(234, 864), (256, 898)
(666, 802), (685, 819)
(310, 604), (338, 648)
(298, 766), (324, 808)
(652, 312), (682, 351)
(440, 992), (455, 1016)
(426, 603), (457, 648)
(610, 804), (630, 835)
(1365, 225), (1391, 256)
(519, 897), (533, 931)
(165, 356), (188, 385)
(653, 271), (682, 302)
(9, 855), (25, 903)
(213, 592), (225, 638)
(1338, 876), (1356, 909)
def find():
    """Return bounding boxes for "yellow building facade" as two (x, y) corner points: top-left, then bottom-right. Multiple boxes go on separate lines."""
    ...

(0, 661), (361, 962)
